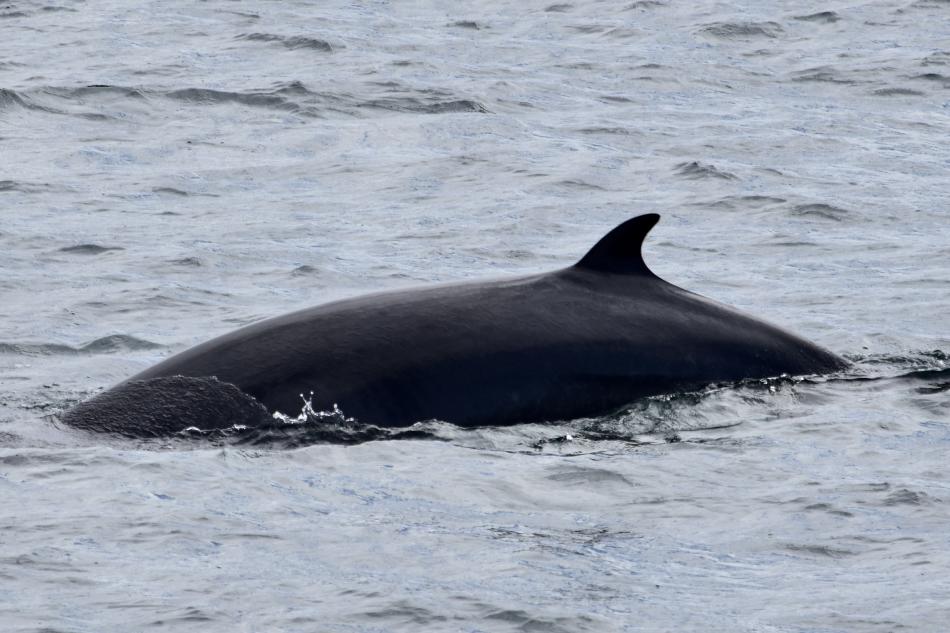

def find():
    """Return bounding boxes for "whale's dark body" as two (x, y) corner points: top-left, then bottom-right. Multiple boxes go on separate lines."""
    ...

(63, 215), (846, 436)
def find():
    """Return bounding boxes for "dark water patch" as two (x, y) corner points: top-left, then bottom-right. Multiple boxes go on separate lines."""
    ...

(0, 335), (161, 357)
(790, 203), (850, 221)
(793, 11), (841, 23)
(449, 20), (482, 30)
(0, 10), (29, 18)
(58, 244), (124, 254)
(42, 5), (77, 12)
(872, 87), (926, 96)
(674, 161), (737, 180)
(237, 33), (333, 52)
(626, 0), (665, 8)
(545, 3), (573, 12)
(698, 22), (783, 40)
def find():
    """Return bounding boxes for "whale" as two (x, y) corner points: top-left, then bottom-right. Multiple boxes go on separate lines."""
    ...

(62, 214), (847, 437)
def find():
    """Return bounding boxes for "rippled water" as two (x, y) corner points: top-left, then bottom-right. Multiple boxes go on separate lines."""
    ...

(2, 1), (949, 631)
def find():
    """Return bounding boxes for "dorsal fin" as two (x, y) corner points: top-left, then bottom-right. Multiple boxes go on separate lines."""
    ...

(574, 213), (660, 276)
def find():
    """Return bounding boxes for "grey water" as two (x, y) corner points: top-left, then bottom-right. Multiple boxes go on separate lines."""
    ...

(1, 0), (949, 630)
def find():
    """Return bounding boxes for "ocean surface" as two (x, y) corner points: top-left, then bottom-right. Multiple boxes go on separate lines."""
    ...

(2, 0), (949, 630)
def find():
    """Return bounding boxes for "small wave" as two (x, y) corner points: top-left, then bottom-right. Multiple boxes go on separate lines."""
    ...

(872, 87), (926, 97)
(911, 73), (950, 86)
(556, 179), (606, 191)
(0, 88), (43, 112)
(698, 21), (783, 40)
(833, 351), (949, 398)
(169, 256), (203, 266)
(362, 97), (489, 114)
(449, 20), (482, 30)
(790, 203), (850, 221)
(58, 244), (124, 254)
(54, 85), (147, 100)
(165, 87), (303, 112)
(545, 4), (573, 12)
(882, 489), (937, 506)
(793, 11), (841, 23)
(162, 82), (353, 117)
(0, 335), (162, 357)
(784, 543), (856, 559)
(153, 187), (189, 196)
(702, 195), (786, 211)
(626, 1), (665, 8)
(674, 161), (737, 180)
(576, 126), (637, 136)
(0, 86), (138, 120)
(922, 51), (950, 66)
(291, 264), (319, 276)
(791, 67), (860, 85)
(237, 33), (333, 52)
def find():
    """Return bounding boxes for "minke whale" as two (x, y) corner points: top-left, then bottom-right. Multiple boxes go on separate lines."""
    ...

(63, 214), (847, 437)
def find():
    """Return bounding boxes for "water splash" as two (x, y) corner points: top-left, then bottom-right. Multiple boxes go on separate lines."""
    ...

(271, 391), (356, 426)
